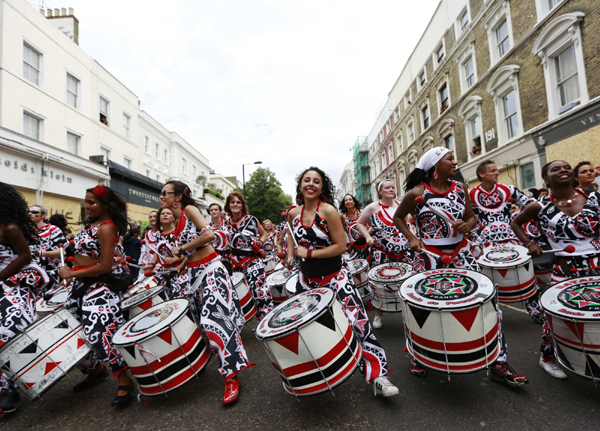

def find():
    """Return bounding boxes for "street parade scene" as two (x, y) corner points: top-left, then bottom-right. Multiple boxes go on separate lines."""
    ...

(2, 0), (600, 430)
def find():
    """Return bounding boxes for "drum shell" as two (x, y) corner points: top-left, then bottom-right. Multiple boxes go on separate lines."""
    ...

(122, 286), (165, 318)
(369, 279), (402, 312)
(0, 308), (92, 400)
(285, 273), (299, 299)
(267, 270), (295, 304)
(256, 291), (362, 396)
(479, 258), (536, 303)
(348, 260), (369, 301)
(122, 276), (160, 300)
(533, 252), (554, 293)
(232, 272), (257, 322)
(264, 256), (277, 275)
(401, 300), (500, 373)
(114, 310), (209, 396)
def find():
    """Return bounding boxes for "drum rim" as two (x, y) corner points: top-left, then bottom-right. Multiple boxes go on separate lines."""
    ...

(348, 259), (368, 274)
(36, 288), (70, 310)
(255, 288), (336, 340)
(113, 298), (191, 346)
(477, 245), (532, 268)
(368, 262), (413, 282)
(540, 275), (600, 321)
(121, 285), (165, 309)
(267, 269), (296, 287)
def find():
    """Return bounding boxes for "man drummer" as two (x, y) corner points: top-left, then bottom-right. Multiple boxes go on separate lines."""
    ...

(469, 161), (542, 323)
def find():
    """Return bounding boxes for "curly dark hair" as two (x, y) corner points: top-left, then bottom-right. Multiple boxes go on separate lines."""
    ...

(296, 167), (336, 206)
(224, 192), (249, 218)
(85, 186), (128, 235)
(165, 180), (197, 208)
(338, 194), (361, 214)
(0, 183), (37, 243)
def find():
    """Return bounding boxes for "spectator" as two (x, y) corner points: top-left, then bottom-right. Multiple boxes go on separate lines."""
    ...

(538, 188), (548, 198)
(122, 228), (142, 278)
(527, 188), (540, 200)
(573, 161), (596, 190)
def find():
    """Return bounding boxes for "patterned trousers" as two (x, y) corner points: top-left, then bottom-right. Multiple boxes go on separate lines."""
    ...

(186, 257), (252, 378)
(297, 267), (388, 383)
(233, 257), (273, 320)
(67, 281), (128, 376)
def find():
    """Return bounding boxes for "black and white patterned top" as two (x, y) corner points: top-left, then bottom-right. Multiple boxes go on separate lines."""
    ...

(369, 201), (409, 256)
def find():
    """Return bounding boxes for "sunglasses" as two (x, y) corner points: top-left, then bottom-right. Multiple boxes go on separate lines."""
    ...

(28, 210), (40, 214)
(160, 191), (175, 197)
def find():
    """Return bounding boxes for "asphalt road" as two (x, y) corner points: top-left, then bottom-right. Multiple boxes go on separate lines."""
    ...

(2, 303), (599, 431)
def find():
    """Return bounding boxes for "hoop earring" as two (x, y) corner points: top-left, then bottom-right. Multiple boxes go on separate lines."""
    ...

(295, 192), (304, 205)
(173, 201), (179, 209)
(433, 168), (438, 180)
(319, 194), (326, 202)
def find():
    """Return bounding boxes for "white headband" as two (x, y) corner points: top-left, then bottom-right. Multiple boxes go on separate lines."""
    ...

(378, 179), (394, 191)
(416, 147), (451, 172)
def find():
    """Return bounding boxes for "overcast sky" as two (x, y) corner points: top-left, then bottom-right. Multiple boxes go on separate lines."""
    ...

(36, 0), (440, 196)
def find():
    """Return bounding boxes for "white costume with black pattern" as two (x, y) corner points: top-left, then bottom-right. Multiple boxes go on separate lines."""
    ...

(368, 201), (410, 267)
(154, 230), (189, 299)
(344, 211), (370, 261)
(139, 229), (159, 266)
(29, 223), (67, 295)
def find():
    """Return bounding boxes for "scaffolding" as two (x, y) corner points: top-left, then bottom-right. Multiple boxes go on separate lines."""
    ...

(353, 137), (372, 207)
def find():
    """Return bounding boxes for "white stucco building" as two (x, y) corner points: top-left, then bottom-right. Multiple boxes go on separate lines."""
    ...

(336, 162), (356, 204)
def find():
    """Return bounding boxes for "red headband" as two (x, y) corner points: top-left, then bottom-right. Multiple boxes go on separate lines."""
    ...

(91, 185), (108, 199)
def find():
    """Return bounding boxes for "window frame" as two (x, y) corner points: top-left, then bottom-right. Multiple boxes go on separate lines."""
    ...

(487, 65), (523, 145)
(66, 130), (81, 155)
(181, 157), (188, 174)
(418, 69), (427, 91)
(455, 6), (471, 39)
(437, 78), (451, 115)
(124, 156), (133, 169)
(155, 142), (160, 160)
(483, 1), (515, 66)
(407, 120), (415, 144)
(535, 0), (565, 22)
(22, 110), (43, 141)
(420, 103), (431, 131)
(434, 40), (446, 69)
(99, 95), (110, 126)
(99, 145), (112, 162)
(66, 72), (80, 109)
(144, 136), (150, 154)
(458, 96), (484, 161)
(456, 40), (478, 95)
(22, 40), (42, 87)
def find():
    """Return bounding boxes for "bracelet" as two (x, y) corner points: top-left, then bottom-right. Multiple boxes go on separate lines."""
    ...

(307, 249), (313, 259)
(525, 240), (534, 247)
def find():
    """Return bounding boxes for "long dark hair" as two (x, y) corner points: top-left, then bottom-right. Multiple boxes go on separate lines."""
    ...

(296, 167), (336, 206)
(86, 185), (128, 235)
(49, 213), (68, 232)
(165, 180), (197, 208)
(224, 191), (249, 218)
(0, 183), (36, 243)
(338, 194), (361, 214)
(404, 166), (436, 193)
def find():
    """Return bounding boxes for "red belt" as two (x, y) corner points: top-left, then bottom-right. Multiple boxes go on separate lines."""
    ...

(423, 238), (469, 262)
(186, 251), (219, 268)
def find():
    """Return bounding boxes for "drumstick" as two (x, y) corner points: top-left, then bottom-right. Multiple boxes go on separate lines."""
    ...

(541, 245), (575, 254)
(415, 196), (474, 243)
(120, 260), (145, 269)
(59, 245), (69, 286)
(281, 211), (305, 262)
(421, 248), (453, 266)
(140, 239), (167, 259)
(143, 268), (177, 277)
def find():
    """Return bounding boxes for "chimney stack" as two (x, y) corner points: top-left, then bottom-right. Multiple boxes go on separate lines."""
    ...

(46, 9), (53, 17)
(44, 7), (80, 45)
(61, 8), (67, 16)
(69, 7), (74, 15)
(54, 8), (59, 16)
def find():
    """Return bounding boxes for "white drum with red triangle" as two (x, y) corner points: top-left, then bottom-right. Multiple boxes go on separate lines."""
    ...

(255, 288), (362, 396)
(541, 276), (600, 381)
(36, 287), (71, 313)
(368, 262), (413, 312)
(263, 255), (278, 275)
(400, 269), (500, 373)
(267, 269), (296, 304)
(113, 299), (210, 396)
(285, 273), (299, 298)
(477, 244), (536, 302)
(348, 259), (369, 300)
(232, 272), (257, 322)
(122, 275), (160, 300)
(121, 285), (165, 318)
(0, 308), (92, 400)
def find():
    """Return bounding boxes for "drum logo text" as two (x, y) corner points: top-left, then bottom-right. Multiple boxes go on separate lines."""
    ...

(414, 274), (476, 301)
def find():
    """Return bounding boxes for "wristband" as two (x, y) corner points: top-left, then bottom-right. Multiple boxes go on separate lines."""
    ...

(307, 249), (313, 259)
(525, 240), (534, 247)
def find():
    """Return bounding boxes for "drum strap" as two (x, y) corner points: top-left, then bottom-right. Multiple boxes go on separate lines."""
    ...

(423, 238), (468, 262)
(370, 246), (407, 261)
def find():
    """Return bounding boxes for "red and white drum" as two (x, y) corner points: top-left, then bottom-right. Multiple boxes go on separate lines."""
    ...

(0, 308), (92, 399)
(264, 255), (278, 275)
(267, 270), (295, 304)
(36, 287), (70, 313)
(285, 273), (299, 298)
(477, 244), (536, 302)
(368, 262), (413, 312)
(274, 262), (285, 273)
(400, 269), (500, 374)
(255, 288), (362, 396)
(348, 259), (369, 300)
(232, 272), (257, 322)
(113, 299), (210, 396)
(123, 275), (160, 300)
(121, 285), (165, 318)
(541, 276), (600, 381)
(533, 252), (554, 293)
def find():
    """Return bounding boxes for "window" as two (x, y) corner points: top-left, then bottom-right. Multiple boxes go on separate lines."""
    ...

(156, 173), (161, 182)
(444, 134), (455, 153)
(145, 136), (150, 153)
(66, 132), (80, 155)
(381, 153), (386, 169)
(124, 157), (132, 169)
(181, 157), (188, 174)
(421, 105), (430, 130)
(408, 122), (415, 143)
(388, 143), (394, 162)
(66, 74), (79, 108)
(459, 96), (484, 159)
(396, 133), (403, 154)
(192, 165), (198, 178)
(456, 7), (470, 37)
(533, 13), (588, 119)
(99, 96), (109, 126)
(436, 43), (445, 65)
(470, 115), (482, 156)
(439, 83), (449, 114)
(404, 91), (412, 109)
(496, 20), (510, 57)
(100, 146), (111, 161)
(23, 112), (41, 140)
(503, 90), (519, 139)
(464, 57), (475, 88)
(418, 70), (427, 90)
(146, 169), (151, 177)
(521, 162), (536, 189)
(155, 143), (160, 159)
(487, 65), (523, 144)
(484, 2), (514, 65)
(460, 10), (469, 30)
(122, 113), (131, 138)
(535, 0), (565, 21)
(23, 43), (41, 85)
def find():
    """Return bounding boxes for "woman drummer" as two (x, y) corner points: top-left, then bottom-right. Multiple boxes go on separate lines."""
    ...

(393, 147), (528, 386)
(163, 181), (252, 404)
(512, 160), (600, 380)
(58, 185), (134, 407)
(224, 192), (274, 320)
(261, 219), (277, 257)
(286, 167), (399, 397)
(138, 210), (159, 271)
(356, 179), (411, 329)
(208, 203), (232, 275)
(339, 194), (370, 261)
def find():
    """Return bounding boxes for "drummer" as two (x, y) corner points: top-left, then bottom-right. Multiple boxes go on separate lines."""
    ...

(356, 179), (411, 329)
(469, 160), (542, 323)
(57, 185), (134, 407)
(511, 160), (600, 380)
(261, 219), (277, 257)
(339, 194), (370, 261)
(286, 167), (399, 397)
(394, 147), (528, 386)
(163, 181), (253, 404)
(138, 210), (160, 279)
(0, 183), (49, 414)
(208, 203), (233, 275)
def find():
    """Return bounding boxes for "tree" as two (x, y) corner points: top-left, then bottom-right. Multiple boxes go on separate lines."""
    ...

(195, 174), (207, 190)
(245, 167), (293, 223)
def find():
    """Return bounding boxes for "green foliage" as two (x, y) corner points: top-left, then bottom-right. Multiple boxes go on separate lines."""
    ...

(195, 174), (208, 189)
(203, 188), (224, 200)
(245, 167), (292, 223)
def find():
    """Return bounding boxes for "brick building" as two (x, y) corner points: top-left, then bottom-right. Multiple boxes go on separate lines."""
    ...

(367, 0), (600, 195)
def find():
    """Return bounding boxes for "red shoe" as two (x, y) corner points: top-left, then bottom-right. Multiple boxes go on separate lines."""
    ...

(222, 377), (240, 404)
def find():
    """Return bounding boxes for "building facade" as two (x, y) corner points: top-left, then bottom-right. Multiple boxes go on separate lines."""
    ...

(365, 0), (600, 194)
(352, 137), (373, 207)
(336, 162), (356, 204)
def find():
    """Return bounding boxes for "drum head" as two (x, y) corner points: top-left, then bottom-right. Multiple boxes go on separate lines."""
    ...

(274, 262), (284, 272)
(285, 274), (299, 294)
(477, 244), (530, 268)
(113, 299), (189, 345)
(231, 272), (245, 286)
(36, 288), (70, 312)
(401, 269), (495, 310)
(255, 288), (335, 339)
(121, 285), (164, 309)
(541, 276), (600, 321)
(267, 270), (293, 287)
(348, 259), (368, 275)
(368, 262), (413, 283)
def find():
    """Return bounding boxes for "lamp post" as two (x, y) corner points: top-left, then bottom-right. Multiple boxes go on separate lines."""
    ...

(242, 161), (262, 199)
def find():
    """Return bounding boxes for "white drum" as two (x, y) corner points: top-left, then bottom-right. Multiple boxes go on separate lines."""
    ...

(274, 262), (285, 273)
(400, 269), (500, 374)
(121, 285), (165, 318)
(267, 270), (296, 304)
(232, 272), (257, 322)
(255, 288), (362, 396)
(285, 273), (299, 298)
(477, 244), (536, 302)
(122, 275), (160, 300)
(533, 252), (554, 293)
(368, 262), (413, 312)
(541, 276), (600, 381)
(348, 259), (369, 300)
(0, 308), (92, 400)
(113, 299), (210, 396)
(264, 256), (278, 275)
(36, 287), (70, 313)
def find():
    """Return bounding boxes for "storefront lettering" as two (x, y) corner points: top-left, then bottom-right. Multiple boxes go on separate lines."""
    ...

(580, 113), (600, 126)
(129, 188), (160, 204)
(0, 158), (73, 183)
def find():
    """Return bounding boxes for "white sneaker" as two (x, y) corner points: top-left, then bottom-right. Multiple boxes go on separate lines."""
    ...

(539, 357), (568, 379)
(373, 376), (399, 397)
(373, 315), (383, 329)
